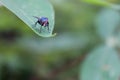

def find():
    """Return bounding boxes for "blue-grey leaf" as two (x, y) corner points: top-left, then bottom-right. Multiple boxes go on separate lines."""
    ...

(80, 45), (120, 80)
(95, 8), (120, 39)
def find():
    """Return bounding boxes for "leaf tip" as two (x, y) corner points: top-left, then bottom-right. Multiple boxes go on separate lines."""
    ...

(51, 33), (57, 37)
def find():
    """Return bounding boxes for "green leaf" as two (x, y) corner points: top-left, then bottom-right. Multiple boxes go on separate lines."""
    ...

(0, 0), (55, 37)
(82, 0), (110, 6)
(95, 8), (120, 39)
(80, 45), (120, 80)
(82, 0), (120, 11)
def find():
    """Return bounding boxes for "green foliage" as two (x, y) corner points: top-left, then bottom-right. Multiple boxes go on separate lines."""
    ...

(0, 0), (120, 80)
(81, 45), (120, 80)
(0, 0), (55, 37)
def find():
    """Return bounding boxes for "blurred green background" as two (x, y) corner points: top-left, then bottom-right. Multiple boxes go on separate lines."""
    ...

(0, 0), (120, 80)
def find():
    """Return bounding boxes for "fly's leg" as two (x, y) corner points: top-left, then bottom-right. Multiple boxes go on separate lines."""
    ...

(47, 26), (50, 33)
(35, 21), (38, 27)
(46, 22), (50, 32)
(40, 26), (42, 32)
